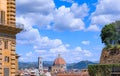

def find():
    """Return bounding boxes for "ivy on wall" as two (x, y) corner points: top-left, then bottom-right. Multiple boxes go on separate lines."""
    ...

(88, 64), (120, 76)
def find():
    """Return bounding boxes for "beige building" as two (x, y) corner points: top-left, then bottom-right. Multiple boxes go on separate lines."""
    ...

(0, 0), (22, 76)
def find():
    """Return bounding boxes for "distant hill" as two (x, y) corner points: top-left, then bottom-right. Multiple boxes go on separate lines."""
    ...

(19, 61), (53, 69)
(67, 61), (97, 70)
(19, 61), (97, 70)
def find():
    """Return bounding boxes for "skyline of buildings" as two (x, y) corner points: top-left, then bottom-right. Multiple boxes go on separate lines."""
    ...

(17, 55), (89, 76)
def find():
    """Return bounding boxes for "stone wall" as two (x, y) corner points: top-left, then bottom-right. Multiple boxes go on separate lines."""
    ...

(100, 48), (120, 64)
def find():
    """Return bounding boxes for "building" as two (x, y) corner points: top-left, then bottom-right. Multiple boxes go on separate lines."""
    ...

(15, 54), (20, 72)
(51, 54), (66, 73)
(0, 0), (22, 76)
(38, 57), (43, 73)
(56, 69), (89, 76)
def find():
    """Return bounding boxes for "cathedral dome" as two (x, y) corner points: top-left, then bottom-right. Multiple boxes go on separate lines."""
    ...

(53, 54), (66, 65)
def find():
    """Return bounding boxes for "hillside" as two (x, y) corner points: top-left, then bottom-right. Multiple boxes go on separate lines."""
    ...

(67, 61), (97, 70)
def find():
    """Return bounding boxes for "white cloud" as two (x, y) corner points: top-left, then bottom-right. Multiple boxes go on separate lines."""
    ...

(16, 0), (54, 30)
(53, 3), (89, 31)
(60, 0), (74, 3)
(16, 0), (89, 31)
(19, 57), (27, 62)
(49, 45), (68, 53)
(26, 52), (33, 57)
(87, 25), (100, 31)
(33, 46), (92, 63)
(17, 25), (93, 62)
(81, 41), (90, 45)
(75, 47), (82, 52)
(90, 0), (120, 30)
(17, 27), (40, 45)
(83, 50), (92, 57)
(17, 0), (55, 15)
(53, 6), (85, 31)
(35, 50), (46, 53)
(93, 0), (120, 16)
(71, 3), (89, 19)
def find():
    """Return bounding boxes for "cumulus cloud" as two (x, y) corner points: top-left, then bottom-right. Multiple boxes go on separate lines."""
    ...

(16, 0), (54, 30)
(16, 0), (89, 31)
(53, 6), (85, 31)
(16, 0), (55, 15)
(71, 3), (89, 19)
(17, 25), (93, 62)
(89, 0), (120, 31)
(81, 41), (90, 45)
(86, 25), (100, 31)
(26, 45), (92, 62)
(53, 3), (89, 31)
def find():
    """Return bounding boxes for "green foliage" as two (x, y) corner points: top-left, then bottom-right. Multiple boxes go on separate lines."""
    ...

(103, 44), (120, 50)
(88, 64), (120, 76)
(100, 24), (117, 46)
(100, 21), (120, 46)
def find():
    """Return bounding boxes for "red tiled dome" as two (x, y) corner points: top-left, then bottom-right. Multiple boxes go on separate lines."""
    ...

(53, 54), (66, 65)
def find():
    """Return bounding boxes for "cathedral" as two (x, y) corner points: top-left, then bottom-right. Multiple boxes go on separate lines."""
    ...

(51, 54), (66, 73)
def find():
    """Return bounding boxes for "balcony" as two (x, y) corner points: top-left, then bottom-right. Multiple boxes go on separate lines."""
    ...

(11, 56), (15, 59)
(11, 46), (15, 51)
(7, 1), (15, 5)
(11, 65), (15, 68)
(11, 61), (15, 63)
(7, 4), (15, 8)
(11, 69), (16, 72)
(0, 23), (23, 35)
(16, 23), (24, 29)
(7, 12), (15, 16)
(7, 8), (15, 12)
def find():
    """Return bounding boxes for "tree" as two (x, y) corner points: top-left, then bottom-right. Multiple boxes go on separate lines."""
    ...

(100, 23), (117, 46)
(100, 21), (120, 46)
(114, 21), (120, 44)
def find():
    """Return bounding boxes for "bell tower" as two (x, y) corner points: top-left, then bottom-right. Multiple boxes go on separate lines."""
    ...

(0, 0), (22, 76)
(38, 57), (43, 73)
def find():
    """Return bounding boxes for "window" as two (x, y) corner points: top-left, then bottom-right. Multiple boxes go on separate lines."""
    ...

(0, 10), (5, 24)
(111, 67), (120, 76)
(4, 41), (8, 49)
(4, 56), (9, 63)
(4, 68), (9, 76)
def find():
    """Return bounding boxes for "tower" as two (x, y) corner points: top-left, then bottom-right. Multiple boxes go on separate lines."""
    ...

(0, 0), (22, 76)
(38, 57), (43, 72)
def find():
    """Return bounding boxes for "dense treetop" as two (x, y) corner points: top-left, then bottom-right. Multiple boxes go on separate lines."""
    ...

(100, 21), (120, 46)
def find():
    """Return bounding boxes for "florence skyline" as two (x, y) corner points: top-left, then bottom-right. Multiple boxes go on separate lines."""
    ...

(16, 0), (120, 63)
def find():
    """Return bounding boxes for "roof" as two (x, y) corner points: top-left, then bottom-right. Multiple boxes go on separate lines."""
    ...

(53, 54), (66, 65)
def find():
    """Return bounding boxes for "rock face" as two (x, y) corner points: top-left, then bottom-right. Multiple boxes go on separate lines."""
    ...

(100, 48), (120, 64)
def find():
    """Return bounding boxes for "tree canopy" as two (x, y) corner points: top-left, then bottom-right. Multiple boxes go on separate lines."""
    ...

(100, 21), (120, 46)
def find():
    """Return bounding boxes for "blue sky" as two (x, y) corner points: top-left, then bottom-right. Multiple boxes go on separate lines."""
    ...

(16, 0), (120, 63)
